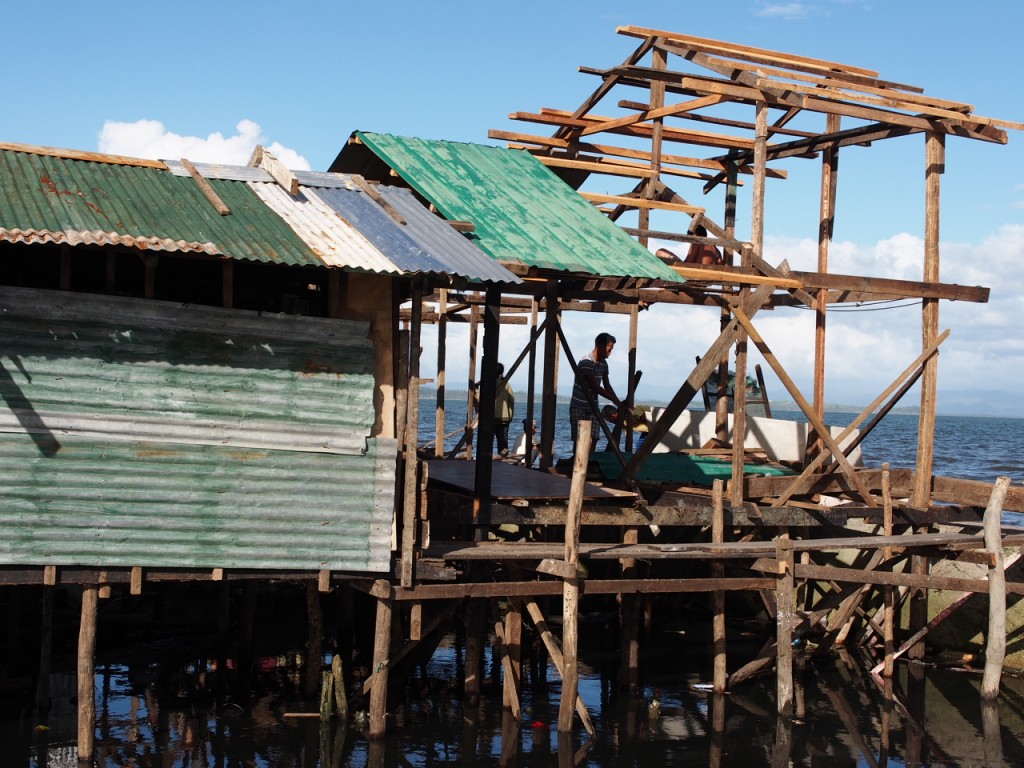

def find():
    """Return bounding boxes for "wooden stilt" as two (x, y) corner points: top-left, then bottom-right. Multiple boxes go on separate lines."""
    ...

(332, 653), (348, 722)
(464, 305), (479, 460)
(368, 581), (392, 739)
(982, 476), (1011, 700)
(558, 420), (589, 733)
(523, 600), (595, 736)
(505, 600), (522, 713)
(304, 581), (324, 699)
(36, 587), (53, 712)
(881, 464), (896, 678)
(77, 585), (98, 764)
(464, 600), (484, 706)
(712, 480), (727, 693)
(494, 618), (520, 720)
(775, 536), (794, 716)
(539, 281), (559, 469)
(619, 527), (641, 697)
(435, 288), (447, 459)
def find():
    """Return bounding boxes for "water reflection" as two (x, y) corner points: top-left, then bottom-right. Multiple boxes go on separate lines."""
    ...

(9, 638), (1024, 767)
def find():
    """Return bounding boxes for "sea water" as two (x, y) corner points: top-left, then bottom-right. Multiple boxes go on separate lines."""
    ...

(7, 408), (1024, 766)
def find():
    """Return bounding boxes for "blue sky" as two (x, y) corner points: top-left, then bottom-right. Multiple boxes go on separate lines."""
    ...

(4, 1), (1023, 411)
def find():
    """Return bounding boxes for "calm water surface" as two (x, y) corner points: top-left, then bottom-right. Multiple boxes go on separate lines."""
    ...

(6, 408), (1024, 766)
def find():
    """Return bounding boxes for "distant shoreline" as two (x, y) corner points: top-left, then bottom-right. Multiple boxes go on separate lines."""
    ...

(422, 386), (1022, 419)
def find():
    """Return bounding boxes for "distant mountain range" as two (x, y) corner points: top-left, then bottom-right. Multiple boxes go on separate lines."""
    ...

(770, 390), (1023, 419)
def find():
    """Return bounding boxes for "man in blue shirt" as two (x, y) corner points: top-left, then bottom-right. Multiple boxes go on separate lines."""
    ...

(569, 332), (621, 456)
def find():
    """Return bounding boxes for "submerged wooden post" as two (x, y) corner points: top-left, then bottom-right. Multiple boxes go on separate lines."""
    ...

(304, 581), (324, 699)
(775, 536), (794, 716)
(982, 476), (1011, 700)
(36, 586), (53, 712)
(368, 581), (392, 739)
(882, 464), (896, 678)
(712, 480), (727, 693)
(77, 585), (99, 763)
(558, 420), (589, 733)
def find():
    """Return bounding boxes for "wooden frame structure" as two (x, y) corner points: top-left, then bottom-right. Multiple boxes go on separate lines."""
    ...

(359, 27), (1024, 739)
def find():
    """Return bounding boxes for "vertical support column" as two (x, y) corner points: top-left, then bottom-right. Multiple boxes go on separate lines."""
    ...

(636, 44), (666, 246)
(716, 163), (739, 442)
(472, 287), (501, 532)
(881, 464), (896, 679)
(812, 115), (841, 460)
(540, 281), (559, 469)
(368, 581), (392, 740)
(982, 476), (1011, 700)
(913, 131), (945, 505)
(77, 585), (99, 764)
(525, 298), (539, 464)
(303, 581), (324, 699)
(36, 587), (53, 712)
(435, 288), (447, 458)
(731, 103), (768, 507)
(558, 420), (589, 733)
(625, 305), (639, 452)
(464, 302), (480, 460)
(712, 480), (727, 693)
(775, 536), (794, 716)
(910, 132), (944, 659)
(401, 277), (423, 585)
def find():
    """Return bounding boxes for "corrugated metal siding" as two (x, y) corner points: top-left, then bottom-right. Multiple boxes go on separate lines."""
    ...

(0, 286), (375, 454)
(0, 148), (322, 267)
(349, 132), (685, 282)
(0, 286), (395, 572)
(0, 435), (396, 571)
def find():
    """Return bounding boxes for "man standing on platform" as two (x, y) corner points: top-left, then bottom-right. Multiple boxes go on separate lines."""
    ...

(569, 332), (621, 456)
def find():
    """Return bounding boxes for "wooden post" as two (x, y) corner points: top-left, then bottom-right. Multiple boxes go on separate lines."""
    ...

(982, 476), (1012, 700)
(812, 113), (841, 459)
(716, 163), (738, 443)
(435, 288), (447, 458)
(558, 420), (589, 733)
(331, 653), (348, 722)
(523, 600), (595, 736)
(35, 587), (53, 711)
(368, 581), (392, 739)
(401, 277), (423, 586)
(712, 480), (727, 693)
(882, 464), (896, 678)
(540, 281), (559, 469)
(912, 131), (944, 508)
(461, 304), (479, 459)
(625, 304), (639, 452)
(504, 600), (522, 714)
(77, 585), (99, 764)
(304, 581), (324, 699)
(526, 298), (538, 458)
(494, 618), (521, 721)
(473, 287), (501, 513)
(776, 536), (794, 716)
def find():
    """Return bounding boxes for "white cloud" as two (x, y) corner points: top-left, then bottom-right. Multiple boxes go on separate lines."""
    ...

(756, 2), (812, 19)
(97, 118), (310, 170)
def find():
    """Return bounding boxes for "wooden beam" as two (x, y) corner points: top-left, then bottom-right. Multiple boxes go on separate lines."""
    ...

(789, 270), (989, 303)
(579, 94), (726, 136)
(579, 192), (703, 214)
(180, 158), (231, 215)
(0, 140), (169, 169)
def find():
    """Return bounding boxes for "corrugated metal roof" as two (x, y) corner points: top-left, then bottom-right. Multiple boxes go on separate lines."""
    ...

(169, 160), (519, 282)
(0, 285), (394, 572)
(336, 132), (685, 282)
(251, 181), (402, 274)
(0, 148), (318, 264)
(0, 146), (519, 283)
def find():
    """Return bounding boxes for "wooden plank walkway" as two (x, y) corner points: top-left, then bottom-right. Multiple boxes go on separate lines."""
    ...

(425, 458), (635, 501)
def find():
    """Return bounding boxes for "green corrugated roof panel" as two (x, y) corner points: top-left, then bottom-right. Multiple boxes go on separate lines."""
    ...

(0, 148), (319, 267)
(350, 132), (684, 282)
